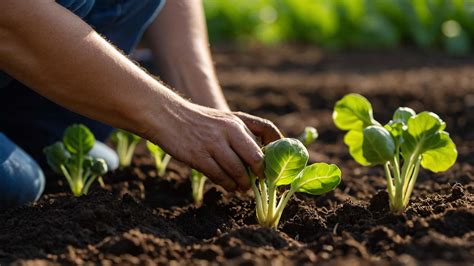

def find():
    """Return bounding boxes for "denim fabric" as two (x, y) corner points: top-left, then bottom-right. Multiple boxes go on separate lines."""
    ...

(0, 133), (45, 209)
(0, 132), (118, 209)
(0, 0), (164, 208)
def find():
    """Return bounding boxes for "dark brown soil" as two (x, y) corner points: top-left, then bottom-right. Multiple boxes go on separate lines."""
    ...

(1, 46), (473, 265)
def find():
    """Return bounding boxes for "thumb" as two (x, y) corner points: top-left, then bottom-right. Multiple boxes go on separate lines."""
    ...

(234, 112), (283, 145)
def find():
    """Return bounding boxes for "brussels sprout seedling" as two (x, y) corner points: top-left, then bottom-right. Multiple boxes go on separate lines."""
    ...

(298, 126), (318, 146)
(333, 93), (457, 212)
(251, 138), (341, 229)
(146, 141), (172, 176)
(44, 124), (108, 196)
(190, 169), (207, 205)
(111, 129), (141, 168)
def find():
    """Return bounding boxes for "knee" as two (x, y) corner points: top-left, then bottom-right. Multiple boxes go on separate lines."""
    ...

(0, 133), (45, 209)
(56, 0), (96, 18)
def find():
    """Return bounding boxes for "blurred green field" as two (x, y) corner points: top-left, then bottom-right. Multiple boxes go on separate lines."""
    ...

(204, 0), (474, 54)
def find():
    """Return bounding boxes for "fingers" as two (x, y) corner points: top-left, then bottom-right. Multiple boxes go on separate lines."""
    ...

(227, 127), (266, 180)
(233, 112), (283, 145)
(200, 157), (238, 192)
(210, 146), (251, 190)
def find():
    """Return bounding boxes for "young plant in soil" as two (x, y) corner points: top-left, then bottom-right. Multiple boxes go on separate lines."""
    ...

(111, 129), (141, 168)
(333, 93), (458, 212)
(251, 138), (341, 229)
(190, 169), (207, 205)
(146, 141), (172, 176)
(44, 124), (108, 196)
(298, 126), (318, 146)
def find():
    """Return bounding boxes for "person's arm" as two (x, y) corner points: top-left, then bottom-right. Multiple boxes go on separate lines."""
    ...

(0, 0), (281, 191)
(145, 0), (229, 111)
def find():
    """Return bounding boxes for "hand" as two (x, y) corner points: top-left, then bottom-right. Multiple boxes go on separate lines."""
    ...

(148, 100), (282, 191)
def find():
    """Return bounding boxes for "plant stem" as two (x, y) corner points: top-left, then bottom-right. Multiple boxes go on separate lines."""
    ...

(383, 162), (395, 206)
(271, 189), (294, 229)
(124, 142), (138, 167)
(267, 184), (277, 227)
(259, 178), (268, 215)
(158, 154), (172, 176)
(402, 156), (421, 208)
(250, 174), (265, 225)
(117, 137), (128, 168)
(191, 175), (206, 205)
(83, 174), (98, 195)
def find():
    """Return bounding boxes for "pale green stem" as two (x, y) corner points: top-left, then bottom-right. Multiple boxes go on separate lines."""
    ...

(250, 175), (265, 225)
(392, 149), (402, 185)
(158, 154), (172, 176)
(267, 184), (277, 226)
(123, 141), (138, 167)
(402, 156), (421, 208)
(383, 162), (395, 206)
(60, 164), (73, 186)
(117, 138), (128, 168)
(271, 189), (295, 229)
(191, 175), (207, 205)
(97, 176), (105, 188)
(259, 178), (268, 215)
(83, 174), (98, 195)
(61, 164), (82, 196)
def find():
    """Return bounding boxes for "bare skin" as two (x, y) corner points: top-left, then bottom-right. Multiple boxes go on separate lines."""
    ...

(145, 0), (230, 111)
(0, 0), (282, 191)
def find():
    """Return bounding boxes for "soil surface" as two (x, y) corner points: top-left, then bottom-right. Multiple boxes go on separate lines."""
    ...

(1, 46), (473, 265)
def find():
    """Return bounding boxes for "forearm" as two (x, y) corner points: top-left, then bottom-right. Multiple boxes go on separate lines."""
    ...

(145, 0), (229, 111)
(0, 1), (182, 139)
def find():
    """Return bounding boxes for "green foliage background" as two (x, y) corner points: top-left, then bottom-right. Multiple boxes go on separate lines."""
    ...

(204, 0), (474, 54)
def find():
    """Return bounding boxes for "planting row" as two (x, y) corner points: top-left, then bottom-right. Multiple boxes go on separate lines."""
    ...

(43, 93), (458, 229)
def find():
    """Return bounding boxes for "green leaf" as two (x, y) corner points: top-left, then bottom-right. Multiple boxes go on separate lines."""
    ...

(191, 169), (205, 181)
(420, 132), (457, 172)
(343, 130), (370, 166)
(298, 126), (319, 146)
(291, 163), (341, 195)
(333, 93), (378, 131)
(63, 124), (95, 154)
(263, 138), (308, 186)
(401, 112), (457, 172)
(401, 112), (446, 156)
(90, 158), (108, 175)
(146, 140), (165, 158)
(43, 142), (71, 174)
(111, 129), (140, 144)
(385, 121), (404, 137)
(362, 125), (395, 164)
(406, 112), (446, 140)
(393, 107), (416, 123)
(384, 121), (406, 147)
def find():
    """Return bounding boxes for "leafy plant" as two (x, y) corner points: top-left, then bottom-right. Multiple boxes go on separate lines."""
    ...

(44, 124), (108, 196)
(250, 138), (341, 229)
(190, 169), (207, 205)
(146, 141), (172, 176)
(111, 129), (141, 168)
(298, 126), (318, 146)
(333, 93), (457, 212)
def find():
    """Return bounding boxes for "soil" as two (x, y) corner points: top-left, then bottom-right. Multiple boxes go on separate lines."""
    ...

(1, 46), (473, 265)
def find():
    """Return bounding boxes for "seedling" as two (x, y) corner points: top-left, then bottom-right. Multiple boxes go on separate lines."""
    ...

(44, 124), (108, 196)
(190, 169), (207, 205)
(146, 141), (172, 176)
(111, 129), (141, 168)
(298, 126), (318, 146)
(333, 93), (457, 212)
(251, 138), (341, 229)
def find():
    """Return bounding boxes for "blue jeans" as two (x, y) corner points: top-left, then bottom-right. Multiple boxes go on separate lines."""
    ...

(0, 0), (165, 208)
